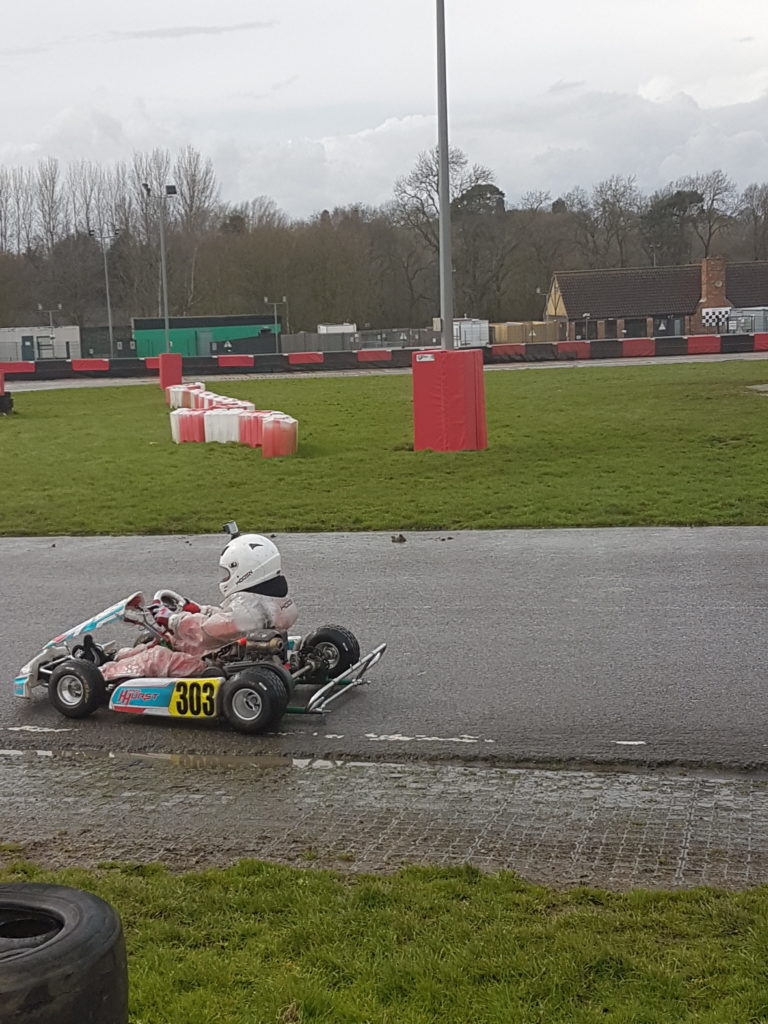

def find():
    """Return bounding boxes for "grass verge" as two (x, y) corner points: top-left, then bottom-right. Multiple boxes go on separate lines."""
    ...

(3, 361), (768, 534)
(2, 859), (767, 1023)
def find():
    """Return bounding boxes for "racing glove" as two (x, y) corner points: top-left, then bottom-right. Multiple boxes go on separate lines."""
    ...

(147, 602), (173, 632)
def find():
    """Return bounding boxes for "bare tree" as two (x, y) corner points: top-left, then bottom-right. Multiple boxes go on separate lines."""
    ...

(36, 157), (65, 253)
(174, 146), (218, 235)
(677, 170), (738, 256)
(10, 166), (36, 254)
(393, 146), (495, 252)
(740, 183), (768, 261)
(592, 175), (642, 267)
(0, 168), (11, 252)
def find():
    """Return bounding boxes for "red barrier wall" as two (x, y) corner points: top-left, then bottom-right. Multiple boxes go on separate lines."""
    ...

(622, 338), (655, 358)
(288, 352), (324, 365)
(754, 333), (768, 352)
(0, 361), (35, 374)
(217, 355), (255, 367)
(491, 344), (526, 357)
(687, 336), (721, 354)
(557, 342), (591, 359)
(71, 358), (110, 371)
(357, 349), (393, 362)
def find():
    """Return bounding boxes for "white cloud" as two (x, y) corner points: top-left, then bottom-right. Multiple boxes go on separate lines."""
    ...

(1, 0), (768, 215)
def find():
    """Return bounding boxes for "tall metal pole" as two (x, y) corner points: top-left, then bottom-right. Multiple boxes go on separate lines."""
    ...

(158, 200), (171, 353)
(436, 0), (455, 351)
(101, 237), (115, 360)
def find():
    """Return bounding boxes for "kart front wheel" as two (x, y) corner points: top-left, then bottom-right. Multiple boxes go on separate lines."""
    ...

(221, 668), (287, 735)
(48, 660), (107, 719)
(301, 625), (360, 680)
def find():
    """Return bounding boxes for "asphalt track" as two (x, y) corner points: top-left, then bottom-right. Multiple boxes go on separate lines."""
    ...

(2, 529), (767, 769)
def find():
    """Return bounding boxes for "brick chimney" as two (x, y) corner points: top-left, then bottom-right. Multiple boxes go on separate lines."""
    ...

(700, 256), (729, 309)
(691, 256), (729, 332)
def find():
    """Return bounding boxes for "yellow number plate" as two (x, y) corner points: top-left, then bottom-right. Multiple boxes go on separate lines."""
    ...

(169, 679), (221, 718)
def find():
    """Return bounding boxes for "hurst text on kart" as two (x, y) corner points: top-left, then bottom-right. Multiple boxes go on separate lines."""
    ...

(14, 593), (386, 735)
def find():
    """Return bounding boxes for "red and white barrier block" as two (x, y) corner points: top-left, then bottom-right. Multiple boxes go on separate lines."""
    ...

(167, 384), (298, 456)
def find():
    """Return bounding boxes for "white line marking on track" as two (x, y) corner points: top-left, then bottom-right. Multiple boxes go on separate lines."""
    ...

(6, 726), (73, 733)
(364, 733), (491, 745)
(613, 740), (647, 746)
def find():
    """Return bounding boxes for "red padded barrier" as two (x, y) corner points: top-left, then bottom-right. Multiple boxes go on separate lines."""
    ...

(622, 338), (655, 358)
(217, 355), (255, 367)
(0, 361), (35, 374)
(357, 349), (393, 362)
(288, 352), (324, 365)
(491, 344), (526, 357)
(687, 336), (721, 354)
(557, 342), (591, 359)
(412, 348), (487, 452)
(71, 358), (110, 371)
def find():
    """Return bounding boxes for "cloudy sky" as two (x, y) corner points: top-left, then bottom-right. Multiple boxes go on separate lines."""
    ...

(2, 0), (768, 216)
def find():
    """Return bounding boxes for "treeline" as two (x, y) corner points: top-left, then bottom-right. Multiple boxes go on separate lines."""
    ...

(0, 145), (765, 331)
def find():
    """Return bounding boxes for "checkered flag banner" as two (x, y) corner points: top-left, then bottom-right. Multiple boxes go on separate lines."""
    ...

(701, 307), (731, 327)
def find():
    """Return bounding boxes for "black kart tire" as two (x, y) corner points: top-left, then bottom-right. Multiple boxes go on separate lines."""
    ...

(0, 883), (128, 1023)
(301, 625), (360, 679)
(48, 661), (107, 719)
(221, 668), (288, 735)
(252, 663), (292, 712)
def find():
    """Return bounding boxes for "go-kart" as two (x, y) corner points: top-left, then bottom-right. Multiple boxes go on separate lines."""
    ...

(13, 591), (386, 735)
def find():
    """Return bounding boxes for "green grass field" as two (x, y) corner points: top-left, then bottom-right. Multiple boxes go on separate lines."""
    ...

(3, 860), (767, 1024)
(3, 361), (768, 535)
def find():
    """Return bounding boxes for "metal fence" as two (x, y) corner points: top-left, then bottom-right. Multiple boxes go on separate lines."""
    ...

(280, 329), (440, 353)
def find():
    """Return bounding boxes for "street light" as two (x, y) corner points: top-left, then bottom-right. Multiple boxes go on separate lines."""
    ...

(142, 182), (177, 353)
(436, 0), (454, 351)
(264, 296), (288, 338)
(38, 303), (62, 355)
(89, 227), (118, 359)
(582, 312), (591, 340)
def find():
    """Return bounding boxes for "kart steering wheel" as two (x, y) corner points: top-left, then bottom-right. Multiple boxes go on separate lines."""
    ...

(152, 589), (186, 612)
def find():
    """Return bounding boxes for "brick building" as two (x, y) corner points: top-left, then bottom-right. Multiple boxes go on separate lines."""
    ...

(545, 257), (768, 341)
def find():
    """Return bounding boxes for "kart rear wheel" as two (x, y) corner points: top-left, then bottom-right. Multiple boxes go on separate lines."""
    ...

(221, 669), (287, 735)
(301, 625), (360, 680)
(48, 660), (106, 719)
(253, 663), (292, 713)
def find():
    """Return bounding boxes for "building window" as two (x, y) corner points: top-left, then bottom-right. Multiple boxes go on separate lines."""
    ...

(604, 319), (618, 339)
(653, 315), (684, 336)
(623, 318), (648, 339)
(575, 319), (598, 340)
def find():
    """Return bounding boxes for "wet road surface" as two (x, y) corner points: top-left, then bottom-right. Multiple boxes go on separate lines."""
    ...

(1, 749), (765, 890)
(2, 529), (768, 770)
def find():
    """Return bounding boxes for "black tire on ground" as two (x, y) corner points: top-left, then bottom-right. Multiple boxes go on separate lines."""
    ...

(0, 883), (128, 1024)
(48, 660), (107, 719)
(301, 625), (360, 679)
(252, 663), (293, 712)
(221, 668), (288, 735)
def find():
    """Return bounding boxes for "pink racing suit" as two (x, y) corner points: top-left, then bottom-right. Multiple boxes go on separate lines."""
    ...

(102, 590), (298, 681)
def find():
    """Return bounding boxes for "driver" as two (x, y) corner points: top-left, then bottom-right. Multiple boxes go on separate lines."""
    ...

(102, 533), (298, 681)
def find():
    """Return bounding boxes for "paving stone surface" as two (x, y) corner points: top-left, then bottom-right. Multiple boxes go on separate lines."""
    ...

(2, 750), (766, 890)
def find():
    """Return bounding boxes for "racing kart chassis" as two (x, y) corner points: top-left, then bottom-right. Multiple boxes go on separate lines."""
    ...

(13, 592), (386, 734)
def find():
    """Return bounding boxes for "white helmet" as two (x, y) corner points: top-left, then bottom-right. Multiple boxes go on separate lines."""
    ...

(218, 533), (282, 599)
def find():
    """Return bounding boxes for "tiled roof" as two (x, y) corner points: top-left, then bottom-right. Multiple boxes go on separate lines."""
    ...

(725, 263), (768, 308)
(553, 265), (702, 319)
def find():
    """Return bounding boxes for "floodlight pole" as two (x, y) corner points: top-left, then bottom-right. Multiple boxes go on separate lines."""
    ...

(437, 0), (455, 351)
